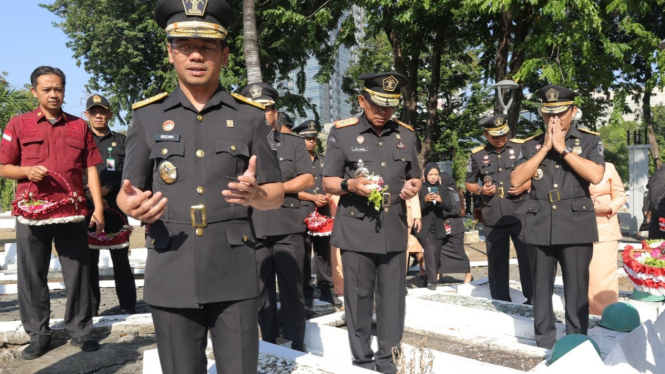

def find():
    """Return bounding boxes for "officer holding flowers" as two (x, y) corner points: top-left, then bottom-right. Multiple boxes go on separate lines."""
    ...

(323, 72), (421, 373)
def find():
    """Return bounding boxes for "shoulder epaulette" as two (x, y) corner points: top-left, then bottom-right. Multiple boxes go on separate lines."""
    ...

(132, 92), (169, 110)
(231, 93), (265, 110)
(517, 132), (543, 143)
(471, 146), (485, 154)
(393, 118), (414, 132)
(578, 128), (600, 136)
(335, 117), (359, 128)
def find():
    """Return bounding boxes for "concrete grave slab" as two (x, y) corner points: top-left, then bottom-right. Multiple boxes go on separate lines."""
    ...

(3, 243), (16, 266)
(654, 312), (665, 347)
(604, 320), (665, 373)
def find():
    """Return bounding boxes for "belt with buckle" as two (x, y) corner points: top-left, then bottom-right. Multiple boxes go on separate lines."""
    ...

(190, 205), (207, 228)
(548, 190), (560, 203)
(497, 187), (505, 198)
(530, 187), (589, 203)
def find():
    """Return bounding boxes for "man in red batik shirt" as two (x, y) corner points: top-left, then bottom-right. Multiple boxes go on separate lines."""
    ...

(0, 66), (105, 359)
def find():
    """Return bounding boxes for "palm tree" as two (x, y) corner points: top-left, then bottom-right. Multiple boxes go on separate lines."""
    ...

(243, 0), (262, 83)
(0, 82), (35, 131)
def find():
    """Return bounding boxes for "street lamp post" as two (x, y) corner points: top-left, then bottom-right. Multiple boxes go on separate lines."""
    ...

(659, 39), (665, 50)
(494, 79), (520, 114)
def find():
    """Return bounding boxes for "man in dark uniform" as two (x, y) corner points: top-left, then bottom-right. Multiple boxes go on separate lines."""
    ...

(646, 167), (665, 240)
(323, 72), (422, 373)
(512, 85), (605, 349)
(293, 120), (342, 307)
(83, 94), (137, 315)
(465, 114), (533, 304)
(116, 1), (284, 373)
(241, 83), (314, 351)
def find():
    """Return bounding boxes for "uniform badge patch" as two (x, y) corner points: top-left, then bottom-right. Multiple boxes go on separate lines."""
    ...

(112, 142), (117, 147)
(227, 120), (234, 128)
(159, 161), (177, 184)
(397, 141), (406, 150)
(518, 149), (524, 160)
(598, 141), (604, 155)
(533, 168), (543, 181)
(383, 76), (398, 92)
(535, 143), (542, 151)
(163, 120), (175, 132)
(357, 136), (364, 145)
(573, 146), (582, 155)
(466, 158), (472, 173)
(183, 0), (209, 17)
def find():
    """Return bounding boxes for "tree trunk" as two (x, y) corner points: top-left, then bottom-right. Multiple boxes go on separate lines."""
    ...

(494, 9), (512, 115)
(417, 41), (443, 167)
(643, 66), (662, 169)
(243, 0), (262, 83)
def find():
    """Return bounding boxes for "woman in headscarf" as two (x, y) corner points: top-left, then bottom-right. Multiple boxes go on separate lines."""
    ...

(414, 163), (472, 289)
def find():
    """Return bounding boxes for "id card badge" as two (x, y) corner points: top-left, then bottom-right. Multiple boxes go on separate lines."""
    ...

(107, 157), (116, 171)
(659, 217), (665, 232)
(444, 221), (452, 235)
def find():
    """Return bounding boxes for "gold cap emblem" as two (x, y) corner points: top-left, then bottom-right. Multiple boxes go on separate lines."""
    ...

(308, 122), (316, 130)
(249, 85), (262, 99)
(546, 88), (559, 102)
(383, 76), (398, 92)
(494, 117), (504, 126)
(93, 95), (102, 103)
(182, 0), (209, 16)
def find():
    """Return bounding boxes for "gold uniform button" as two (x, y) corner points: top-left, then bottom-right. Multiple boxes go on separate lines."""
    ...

(498, 168), (502, 171)
(498, 155), (501, 158)
(242, 235), (248, 242)
(381, 162), (387, 167)
(401, 158), (406, 162)
(196, 150), (204, 158)
(582, 206), (586, 210)
(197, 186), (204, 195)
(384, 208), (389, 212)
(161, 148), (168, 155)
(350, 211), (355, 216)
(197, 114), (203, 122)
(552, 205), (557, 210)
(231, 145), (237, 152)
(314, 176), (318, 179)
(500, 181), (504, 185)
(379, 141), (384, 146)
(553, 184), (558, 188)
(152, 239), (156, 245)
(528, 207), (532, 211)
(555, 164), (560, 169)
(196, 228), (204, 236)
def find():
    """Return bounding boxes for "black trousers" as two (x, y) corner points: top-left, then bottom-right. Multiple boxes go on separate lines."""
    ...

(418, 229), (443, 283)
(151, 298), (258, 374)
(439, 230), (470, 274)
(16, 220), (93, 342)
(89, 248), (136, 313)
(527, 244), (593, 349)
(484, 223), (533, 303)
(342, 250), (405, 374)
(303, 233), (314, 304)
(304, 234), (334, 294)
(256, 233), (306, 343)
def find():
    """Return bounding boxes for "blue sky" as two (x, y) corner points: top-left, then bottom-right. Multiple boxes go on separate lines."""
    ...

(2, 1), (92, 118)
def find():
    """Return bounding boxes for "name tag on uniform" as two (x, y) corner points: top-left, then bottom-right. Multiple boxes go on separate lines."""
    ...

(351, 147), (369, 152)
(155, 134), (181, 142)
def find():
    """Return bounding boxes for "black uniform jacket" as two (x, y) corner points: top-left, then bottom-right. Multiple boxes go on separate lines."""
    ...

(300, 153), (330, 218)
(251, 131), (312, 238)
(323, 115), (422, 254)
(515, 127), (605, 246)
(122, 86), (282, 308)
(466, 140), (528, 227)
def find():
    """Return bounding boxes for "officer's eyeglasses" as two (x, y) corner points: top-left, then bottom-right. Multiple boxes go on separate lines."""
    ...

(171, 43), (220, 57)
(367, 101), (395, 114)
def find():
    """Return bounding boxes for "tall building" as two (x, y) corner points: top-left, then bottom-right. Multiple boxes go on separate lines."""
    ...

(284, 6), (365, 126)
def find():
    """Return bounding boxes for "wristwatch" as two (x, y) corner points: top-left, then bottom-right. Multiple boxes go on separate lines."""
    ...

(340, 179), (350, 193)
(560, 147), (572, 158)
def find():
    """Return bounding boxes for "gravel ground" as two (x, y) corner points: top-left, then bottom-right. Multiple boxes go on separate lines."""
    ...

(258, 354), (333, 374)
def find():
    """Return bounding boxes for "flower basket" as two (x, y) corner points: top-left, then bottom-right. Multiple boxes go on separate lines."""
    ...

(304, 209), (334, 236)
(87, 208), (133, 249)
(622, 241), (665, 296)
(12, 171), (85, 225)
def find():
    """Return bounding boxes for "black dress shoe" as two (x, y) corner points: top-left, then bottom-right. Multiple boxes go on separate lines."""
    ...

(305, 308), (316, 319)
(319, 293), (343, 307)
(122, 308), (137, 314)
(70, 336), (100, 352)
(22, 341), (51, 360)
(291, 341), (307, 352)
(305, 298), (314, 308)
(427, 283), (437, 291)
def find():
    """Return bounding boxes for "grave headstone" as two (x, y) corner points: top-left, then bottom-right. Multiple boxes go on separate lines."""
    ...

(604, 320), (665, 372)
(4, 243), (17, 265)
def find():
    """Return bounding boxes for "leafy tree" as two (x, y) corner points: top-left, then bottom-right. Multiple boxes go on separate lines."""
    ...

(42, 0), (356, 122)
(598, 118), (638, 182)
(0, 75), (36, 211)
